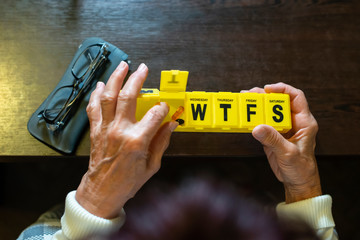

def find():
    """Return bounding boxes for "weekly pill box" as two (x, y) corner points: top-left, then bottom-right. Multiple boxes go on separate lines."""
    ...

(135, 70), (292, 133)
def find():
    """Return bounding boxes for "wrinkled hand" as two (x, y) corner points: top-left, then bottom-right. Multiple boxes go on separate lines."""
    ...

(76, 62), (178, 219)
(249, 83), (321, 203)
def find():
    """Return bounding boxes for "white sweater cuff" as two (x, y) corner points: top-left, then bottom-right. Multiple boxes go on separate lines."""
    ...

(60, 191), (126, 239)
(276, 195), (335, 230)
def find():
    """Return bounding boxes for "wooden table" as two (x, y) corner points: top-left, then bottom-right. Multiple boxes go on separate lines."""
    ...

(1, 0), (359, 159)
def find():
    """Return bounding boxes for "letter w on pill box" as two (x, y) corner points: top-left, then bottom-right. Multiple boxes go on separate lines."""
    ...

(136, 70), (292, 133)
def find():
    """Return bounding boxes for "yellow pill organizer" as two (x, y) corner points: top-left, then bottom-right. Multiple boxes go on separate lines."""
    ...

(136, 70), (292, 133)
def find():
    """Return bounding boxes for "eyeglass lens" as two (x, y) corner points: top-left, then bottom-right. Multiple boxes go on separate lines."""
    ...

(43, 86), (75, 121)
(72, 45), (102, 79)
(41, 43), (108, 129)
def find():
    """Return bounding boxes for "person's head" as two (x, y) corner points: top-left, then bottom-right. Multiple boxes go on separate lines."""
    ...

(93, 178), (319, 240)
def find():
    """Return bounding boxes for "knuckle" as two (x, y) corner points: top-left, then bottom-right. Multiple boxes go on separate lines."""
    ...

(249, 87), (258, 92)
(296, 89), (305, 97)
(86, 102), (96, 114)
(107, 128), (122, 143)
(283, 145), (300, 160)
(314, 123), (319, 133)
(147, 154), (162, 172)
(288, 145), (300, 156)
(147, 106), (166, 122)
(309, 117), (319, 133)
(278, 82), (286, 87)
(264, 131), (279, 146)
(89, 131), (97, 142)
(118, 91), (135, 102)
(274, 82), (285, 88)
(127, 135), (146, 150)
(89, 127), (101, 144)
(100, 92), (117, 105)
(86, 104), (92, 115)
(108, 130), (146, 152)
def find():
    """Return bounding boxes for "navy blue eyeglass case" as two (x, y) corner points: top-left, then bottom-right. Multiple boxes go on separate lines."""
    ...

(27, 37), (130, 154)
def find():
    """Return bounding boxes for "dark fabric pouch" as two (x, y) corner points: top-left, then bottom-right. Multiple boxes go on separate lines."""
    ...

(27, 37), (130, 154)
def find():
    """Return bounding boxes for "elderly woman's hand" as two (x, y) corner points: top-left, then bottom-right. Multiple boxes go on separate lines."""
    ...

(249, 83), (321, 203)
(76, 62), (178, 219)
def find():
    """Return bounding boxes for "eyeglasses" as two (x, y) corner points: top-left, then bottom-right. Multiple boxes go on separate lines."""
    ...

(39, 43), (110, 131)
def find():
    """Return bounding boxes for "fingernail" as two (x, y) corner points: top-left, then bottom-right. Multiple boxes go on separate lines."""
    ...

(162, 102), (170, 110)
(253, 125), (266, 140)
(96, 81), (103, 89)
(119, 61), (127, 69)
(264, 84), (273, 93)
(264, 84), (272, 89)
(154, 102), (169, 111)
(169, 121), (179, 132)
(138, 63), (147, 72)
(240, 90), (248, 93)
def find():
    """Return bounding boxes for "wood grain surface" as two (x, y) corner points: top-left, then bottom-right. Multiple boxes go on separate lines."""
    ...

(0, 0), (359, 158)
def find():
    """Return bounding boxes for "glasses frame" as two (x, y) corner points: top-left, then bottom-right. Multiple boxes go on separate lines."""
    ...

(40, 43), (110, 131)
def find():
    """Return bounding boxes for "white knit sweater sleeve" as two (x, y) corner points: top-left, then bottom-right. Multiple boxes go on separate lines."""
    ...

(52, 191), (126, 240)
(276, 195), (338, 240)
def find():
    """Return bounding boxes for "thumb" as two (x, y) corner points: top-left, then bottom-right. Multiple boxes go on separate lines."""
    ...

(152, 121), (178, 153)
(252, 124), (288, 151)
(148, 121), (178, 169)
